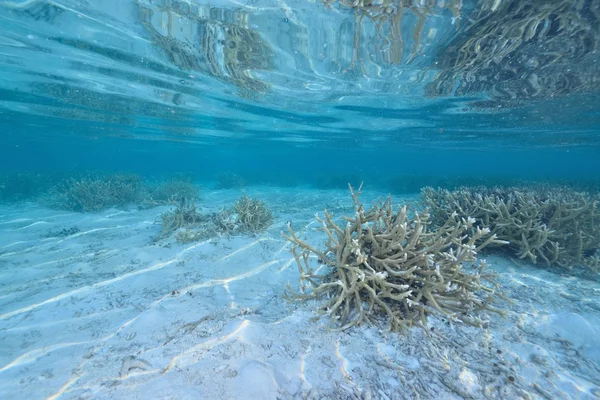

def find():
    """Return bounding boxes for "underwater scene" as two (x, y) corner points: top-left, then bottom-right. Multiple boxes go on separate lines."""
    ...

(1, 0), (600, 399)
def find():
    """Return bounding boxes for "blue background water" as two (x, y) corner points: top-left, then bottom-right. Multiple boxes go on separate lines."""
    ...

(1, 0), (599, 191)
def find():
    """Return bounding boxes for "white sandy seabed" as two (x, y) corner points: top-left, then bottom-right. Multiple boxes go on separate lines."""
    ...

(0, 187), (599, 400)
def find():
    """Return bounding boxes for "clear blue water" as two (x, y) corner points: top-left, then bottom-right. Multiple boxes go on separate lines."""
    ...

(1, 1), (600, 399)
(1, 0), (599, 188)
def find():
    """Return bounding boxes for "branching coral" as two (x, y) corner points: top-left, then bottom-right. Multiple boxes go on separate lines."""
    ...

(143, 178), (199, 207)
(157, 192), (273, 242)
(231, 193), (273, 234)
(212, 208), (239, 236)
(46, 173), (201, 212)
(47, 174), (143, 212)
(421, 186), (600, 273)
(158, 200), (207, 238)
(283, 184), (506, 332)
(209, 193), (273, 236)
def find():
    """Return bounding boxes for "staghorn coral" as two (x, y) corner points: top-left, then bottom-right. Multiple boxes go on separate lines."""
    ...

(230, 193), (273, 234)
(44, 172), (202, 212)
(142, 178), (199, 207)
(421, 186), (600, 273)
(46, 173), (143, 212)
(212, 208), (241, 236)
(157, 192), (273, 242)
(158, 200), (208, 238)
(283, 184), (506, 332)
(157, 200), (221, 243)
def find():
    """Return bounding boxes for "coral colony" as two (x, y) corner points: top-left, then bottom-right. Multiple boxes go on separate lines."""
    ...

(283, 184), (507, 332)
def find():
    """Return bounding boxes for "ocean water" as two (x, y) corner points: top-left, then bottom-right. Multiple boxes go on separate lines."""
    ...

(1, 0), (600, 399)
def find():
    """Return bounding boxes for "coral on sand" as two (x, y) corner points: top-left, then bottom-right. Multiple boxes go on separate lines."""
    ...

(283, 184), (506, 332)
(231, 192), (273, 234)
(206, 193), (273, 236)
(421, 186), (600, 273)
(158, 201), (208, 238)
(142, 178), (199, 207)
(45, 173), (200, 213)
(157, 193), (273, 243)
(46, 173), (142, 212)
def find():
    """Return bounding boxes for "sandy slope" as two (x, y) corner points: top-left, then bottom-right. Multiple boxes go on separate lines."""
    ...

(0, 187), (599, 400)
